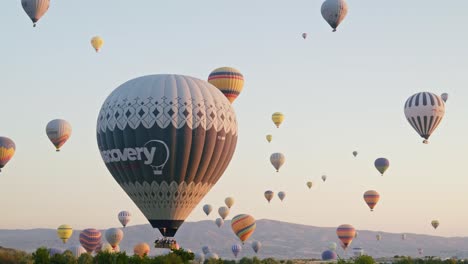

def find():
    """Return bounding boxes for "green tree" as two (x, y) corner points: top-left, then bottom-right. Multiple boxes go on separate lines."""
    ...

(32, 247), (50, 264)
(354, 255), (376, 264)
(77, 253), (93, 264)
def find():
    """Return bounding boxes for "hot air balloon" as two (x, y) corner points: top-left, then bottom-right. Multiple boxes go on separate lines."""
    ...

(353, 151), (358, 157)
(206, 252), (219, 260)
(404, 92), (445, 144)
(203, 204), (213, 216)
(328, 242), (337, 251)
(272, 112), (284, 128)
(91, 36), (104, 52)
(219, 206), (230, 220)
(322, 175), (327, 182)
(374, 158), (389, 176)
(118, 211), (131, 227)
(194, 252), (205, 264)
(202, 246), (211, 255)
(232, 244), (242, 258)
(354, 231), (358, 239)
(48, 248), (63, 257)
(278, 191), (286, 201)
(302, 33), (307, 39)
(418, 248), (423, 255)
(100, 243), (114, 253)
(231, 214), (256, 244)
(266, 134), (272, 143)
(134, 243), (150, 258)
(96, 74), (238, 238)
(270, 153), (285, 172)
(79, 228), (102, 253)
(105, 228), (123, 249)
(321, 0), (348, 32)
(376, 234), (382, 241)
(306, 181), (313, 189)
(208, 67), (244, 103)
(21, 0), (50, 27)
(215, 218), (224, 228)
(225, 197), (235, 208)
(57, 225), (73, 243)
(336, 224), (355, 250)
(401, 234), (407, 240)
(67, 245), (87, 258)
(0, 137), (15, 173)
(46, 119), (72, 152)
(322, 250), (338, 260)
(252, 241), (261, 254)
(264, 190), (274, 203)
(431, 220), (439, 229)
(363, 190), (380, 211)
(441, 93), (448, 103)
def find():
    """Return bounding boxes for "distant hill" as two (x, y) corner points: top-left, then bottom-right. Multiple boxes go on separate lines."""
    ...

(1, 219), (468, 260)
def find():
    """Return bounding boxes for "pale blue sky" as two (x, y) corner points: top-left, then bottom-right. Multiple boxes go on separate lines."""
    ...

(1, 0), (468, 237)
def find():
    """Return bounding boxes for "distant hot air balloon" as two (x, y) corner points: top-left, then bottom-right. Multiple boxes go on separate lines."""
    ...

(441, 93), (448, 103)
(322, 175), (327, 182)
(418, 248), (423, 255)
(232, 244), (242, 258)
(215, 218), (224, 228)
(374, 158), (389, 176)
(306, 181), (313, 189)
(328, 242), (337, 251)
(252, 241), (262, 254)
(225, 197), (235, 208)
(96, 74), (238, 238)
(67, 245), (87, 258)
(336, 224), (355, 250)
(431, 220), (439, 229)
(46, 119), (72, 152)
(272, 112), (284, 128)
(203, 204), (213, 216)
(278, 191), (286, 201)
(353, 151), (358, 157)
(202, 246), (211, 255)
(208, 67), (244, 103)
(321, 0), (348, 32)
(205, 252), (219, 260)
(231, 214), (256, 244)
(218, 206), (230, 220)
(302, 33), (307, 39)
(266, 134), (272, 143)
(79, 228), (102, 253)
(354, 231), (358, 239)
(194, 252), (205, 264)
(21, 0), (50, 27)
(270, 152), (285, 172)
(105, 228), (123, 249)
(376, 234), (382, 241)
(322, 250), (338, 261)
(264, 190), (274, 203)
(401, 234), (407, 240)
(404, 92), (445, 144)
(118, 211), (131, 227)
(363, 190), (380, 211)
(0, 137), (15, 173)
(91, 36), (104, 52)
(134, 243), (150, 258)
(57, 225), (73, 244)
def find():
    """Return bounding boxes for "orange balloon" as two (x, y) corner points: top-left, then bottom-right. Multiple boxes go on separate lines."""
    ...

(336, 224), (355, 250)
(363, 190), (380, 211)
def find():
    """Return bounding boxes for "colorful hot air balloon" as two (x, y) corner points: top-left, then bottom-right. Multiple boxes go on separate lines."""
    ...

(272, 112), (284, 128)
(328, 242), (337, 251)
(232, 244), (242, 258)
(322, 175), (327, 182)
(203, 204), (213, 216)
(79, 228), (102, 253)
(401, 234), (407, 240)
(118, 211), (131, 227)
(278, 191), (286, 201)
(134, 243), (150, 258)
(0, 137), (15, 173)
(57, 225), (73, 243)
(225, 197), (235, 208)
(270, 153), (285, 172)
(46, 119), (72, 152)
(208, 67), (244, 103)
(96, 74), (238, 237)
(336, 224), (355, 250)
(105, 228), (123, 249)
(231, 214), (256, 243)
(91, 36), (104, 52)
(441, 93), (448, 103)
(352, 151), (358, 157)
(252, 241), (261, 254)
(321, 0), (348, 32)
(264, 190), (274, 203)
(266, 134), (272, 143)
(322, 250), (337, 261)
(431, 220), (439, 229)
(202, 246), (211, 255)
(306, 181), (313, 189)
(374, 158), (389, 176)
(215, 218), (224, 228)
(21, 0), (50, 27)
(67, 245), (87, 258)
(404, 92), (445, 144)
(218, 206), (230, 220)
(302, 33), (307, 39)
(363, 190), (380, 211)
(376, 234), (382, 241)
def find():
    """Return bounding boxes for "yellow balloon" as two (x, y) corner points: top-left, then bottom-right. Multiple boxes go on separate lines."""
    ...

(208, 67), (244, 103)
(306, 181), (313, 189)
(91, 36), (104, 52)
(225, 197), (235, 208)
(266, 134), (272, 143)
(272, 112), (284, 128)
(57, 224), (73, 243)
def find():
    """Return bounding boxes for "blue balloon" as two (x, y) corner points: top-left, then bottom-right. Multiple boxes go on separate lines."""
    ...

(322, 250), (337, 260)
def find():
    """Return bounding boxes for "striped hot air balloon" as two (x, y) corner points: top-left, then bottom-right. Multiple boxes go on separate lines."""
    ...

(231, 214), (256, 244)
(336, 224), (355, 250)
(208, 67), (244, 103)
(271, 112), (284, 128)
(374, 158), (389, 176)
(79, 228), (102, 253)
(0, 137), (15, 173)
(118, 211), (131, 227)
(46, 119), (72, 152)
(21, 0), (50, 27)
(232, 244), (242, 258)
(363, 190), (380, 211)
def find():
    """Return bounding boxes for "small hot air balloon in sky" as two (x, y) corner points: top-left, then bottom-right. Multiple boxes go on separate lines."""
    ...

(46, 119), (72, 152)
(354, 231), (358, 239)
(252, 241), (261, 254)
(232, 244), (242, 258)
(272, 112), (285, 128)
(306, 181), (313, 189)
(441, 93), (448, 103)
(208, 67), (244, 103)
(225, 197), (235, 208)
(0, 137), (15, 173)
(328, 242), (337, 251)
(404, 92), (445, 144)
(134, 243), (150, 258)
(218, 206), (230, 220)
(376, 234), (382, 241)
(266, 134), (272, 143)
(264, 190), (274, 203)
(401, 234), (407, 240)
(353, 151), (358, 157)
(231, 214), (256, 244)
(321, 0), (348, 32)
(431, 220), (440, 229)
(91, 36), (104, 52)
(322, 250), (338, 261)
(203, 204), (213, 216)
(79, 228), (102, 253)
(118, 211), (131, 227)
(374, 158), (389, 176)
(336, 224), (355, 250)
(418, 248), (423, 255)
(67, 245), (87, 258)
(270, 153), (285, 172)
(57, 225), (73, 244)
(21, 0), (50, 27)
(363, 190), (380, 211)
(322, 175), (327, 182)
(302, 33), (307, 39)
(215, 218), (224, 228)
(278, 191), (286, 201)
(105, 228), (123, 249)
(202, 246), (211, 255)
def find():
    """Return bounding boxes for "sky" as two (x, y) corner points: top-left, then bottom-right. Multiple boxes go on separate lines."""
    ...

(1, 0), (468, 238)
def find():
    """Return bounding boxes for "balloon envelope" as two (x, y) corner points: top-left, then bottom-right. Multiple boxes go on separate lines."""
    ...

(232, 244), (242, 258)
(322, 175), (327, 182)
(202, 246), (211, 255)
(208, 67), (244, 103)
(134, 243), (150, 257)
(105, 228), (123, 248)
(46, 119), (72, 151)
(306, 181), (313, 189)
(270, 153), (285, 172)
(374, 158), (389, 175)
(322, 250), (337, 260)
(353, 151), (358, 157)
(215, 218), (224, 228)
(203, 204), (213, 216)
(118, 211), (131, 227)
(67, 245), (87, 258)
(231, 214), (256, 243)
(218, 206), (230, 220)
(266, 134), (272, 143)
(363, 190), (380, 211)
(21, 0), (50, 27)
(278, 191), (286, 201)
(79, 228), (102, 253)
(441, 93), (448, 102)
(225, 197), (235, 208)
(336, 224), (355, 250)
(91, 36), (104, 52)
(0, 137), (15, 173)
(272, 112), (285, 128)
(57, 225), (73, 243)
(302, 33), (307, 39)
(328, 242), (337, 251)
(431, 220), (439, 229)
(321, 0), (348, 32)
(264, 190), (274, 203)
(252, 241), (262, 253)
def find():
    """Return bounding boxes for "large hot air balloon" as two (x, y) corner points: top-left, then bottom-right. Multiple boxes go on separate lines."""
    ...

(118, 211), (131, 227)
(431, 220), (439, 229)
(0, 137), (15, 173)
(134, 243), (150, 257)
(302, 33), (307, 39)
(46, 119), (72, 152)
(252, 241), (261, 254)
(57, 225), (73, 243)
(270, 153), (285, 172)
(321, 0), (348, 32)
(374, 158), (389, 176)
(203, 204), (213, 216)
(202, 246), (211, 255)
(96, 74), (238, 237)
(264, 190), (274, 203)
(105, 228), (123, 249)
(441, 93), (448, 103)
(278, 191), (286, 201)
(404, 92), (445, 144)
(225, 197), (235, 208)
(67, 245), (87, 258)
(352, 151), (358, 157)
(21, 0), (50, 27)
(215, 218), (224, 228)
(231, 214), (256, 244)
(266, 134), (272, 143)
(91, 36), (104, 52)
(322, 250), (337, 260)
(232, 244), (242, 258)
(79, 228), (102, 253)
(272, 112), (284, 128)
(306, 181), (313, 189)
(322, 175), (327, 182)
(328, 242), (337, 251)
(336, 224), (355, 250)
(208, 67), (244, 103)
(376, 234), (382, 241)
(218, 206), (230, 220)
(363, 190), (380, 211)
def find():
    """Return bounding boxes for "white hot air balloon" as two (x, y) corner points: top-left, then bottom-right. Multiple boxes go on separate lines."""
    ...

(215, 218), (224, 228)
(203, 204), (213, 216)
(252, 241), (262, 254)
(205, 252), (219, 260)
(218, 206), (230, 220)
(321, 0), (348, 32)
(118, 211), (131, 227)
(270, 153), (285, 172)
(67, 245), (87, 258)
(105, 228), (124, 249)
